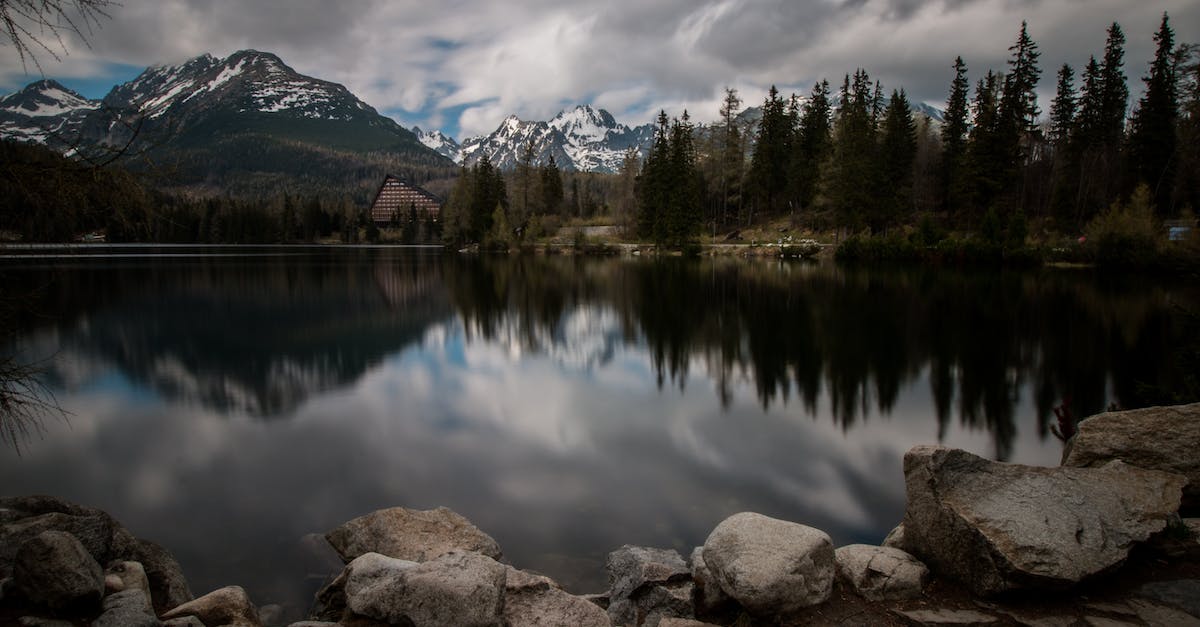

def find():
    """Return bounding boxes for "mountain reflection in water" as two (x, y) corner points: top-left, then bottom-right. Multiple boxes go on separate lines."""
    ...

(1, 247), (1194, 618)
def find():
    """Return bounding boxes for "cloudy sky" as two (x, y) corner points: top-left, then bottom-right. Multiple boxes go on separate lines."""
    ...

(1, 0), (1196, 139)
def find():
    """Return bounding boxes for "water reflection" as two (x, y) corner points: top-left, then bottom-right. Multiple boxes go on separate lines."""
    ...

(1, 248), (1195, 619)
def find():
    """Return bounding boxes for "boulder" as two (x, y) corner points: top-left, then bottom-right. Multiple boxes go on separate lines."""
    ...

(161, 585), (262, 627)
(0, 496), (191, 614)
(91, 588), (160, 627)
(343, 550), (506, 626)
(132, 539), (194, 614)
(325, 506), (501, 563)
(605, 545), (693, 626)
(834, 544), (928, 601)
(503, 565), (611, 627)
(1062, 403), (1200, 510)
(902, 445), (1187, 595)
(689, 546), (732, 615)
(13, 530), (105, 611)
(701, 512), (834, 616)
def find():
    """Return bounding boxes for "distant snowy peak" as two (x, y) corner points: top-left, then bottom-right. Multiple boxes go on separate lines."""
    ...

(413, 126), (461, 161)
(0, 79), (99, 145)
(104, 49), (378, 123)
(451, 105), (653, 173)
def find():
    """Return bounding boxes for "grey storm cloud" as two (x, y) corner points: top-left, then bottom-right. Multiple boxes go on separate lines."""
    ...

(1, 0), (1197, 137)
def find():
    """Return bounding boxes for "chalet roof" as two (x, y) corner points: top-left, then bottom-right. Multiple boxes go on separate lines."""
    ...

(374, 175), (443, 204)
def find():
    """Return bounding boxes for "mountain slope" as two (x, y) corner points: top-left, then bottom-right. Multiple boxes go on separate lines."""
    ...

(0, 80), (99, 148)
(2, 50), (455, 199)
(417, 105), (655, 173)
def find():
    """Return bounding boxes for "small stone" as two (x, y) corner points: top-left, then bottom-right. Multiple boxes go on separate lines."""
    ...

(834, 544), (928, 601)
(325, 506), (501, 563)
(161, 585), (262, 627)
(702, 512), (835, 616)
(882, 523), (907, 550)
(891, 608), (1000, 626)
(258, 603), (285, 626)
(104, 560), (151, 597)
(14, 530), (105, 611)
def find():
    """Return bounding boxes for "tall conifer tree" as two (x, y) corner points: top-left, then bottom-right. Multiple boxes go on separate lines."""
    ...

(1128, 12), (1178, 213)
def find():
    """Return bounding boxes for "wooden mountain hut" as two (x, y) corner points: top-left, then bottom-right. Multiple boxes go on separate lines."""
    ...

(369, 176), (442, 225)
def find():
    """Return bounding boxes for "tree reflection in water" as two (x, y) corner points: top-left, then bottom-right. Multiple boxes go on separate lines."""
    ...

(2, 249), (1195, 461)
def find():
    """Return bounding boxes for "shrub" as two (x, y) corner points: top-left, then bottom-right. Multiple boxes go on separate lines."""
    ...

(1084, 184), (1161, 268)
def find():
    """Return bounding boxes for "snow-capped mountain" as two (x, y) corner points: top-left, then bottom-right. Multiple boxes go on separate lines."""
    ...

(0, 79), (99, 148)
(413, 126), (460, 161)
(416, 105), (655, 173)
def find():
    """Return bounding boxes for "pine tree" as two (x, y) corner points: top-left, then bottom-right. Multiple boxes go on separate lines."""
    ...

(747, 86), (793, 218)
(941, 56), (971, 213)
(1048, 64), (1077, 146)
(1128, 12), (1178, 213)
(539, 154), (563, 216)
(827, 69), (878, 231)
(717, 87), (744, 227)
(876, 89), (918, 232)
(1099, 22), (1129, 147)
(638, 111), (672, 240)
(966, 71), (1003, 220)
(791, 79), (833, 214)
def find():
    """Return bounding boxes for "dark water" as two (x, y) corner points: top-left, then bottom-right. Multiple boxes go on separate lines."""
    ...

(1, 246), (1194, 620)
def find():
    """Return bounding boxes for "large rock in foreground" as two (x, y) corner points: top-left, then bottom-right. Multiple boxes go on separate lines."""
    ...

(325, 506), (502, 563)
(343, 550), (506, 626)
(605, 545), (693, 626)
(161, 585), (261, 627)
(701, 512), (834, 617)
(1062, 403), (1200, 511)
(13, 530), (105, 611)
(902, 445), (1186, 596)
(503, 566), (611, 627)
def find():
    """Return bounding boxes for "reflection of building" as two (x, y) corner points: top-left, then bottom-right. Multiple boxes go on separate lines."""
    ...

(369, 176), (442, 225)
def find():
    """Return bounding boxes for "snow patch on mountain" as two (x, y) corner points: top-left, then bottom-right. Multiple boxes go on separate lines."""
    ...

(0, 80), (99, 148)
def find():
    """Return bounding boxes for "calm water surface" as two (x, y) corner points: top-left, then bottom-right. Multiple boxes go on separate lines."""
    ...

(1, 246), (1193, 620)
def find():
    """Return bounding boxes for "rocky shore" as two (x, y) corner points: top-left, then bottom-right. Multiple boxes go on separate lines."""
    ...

(2, 403), (1198, 626)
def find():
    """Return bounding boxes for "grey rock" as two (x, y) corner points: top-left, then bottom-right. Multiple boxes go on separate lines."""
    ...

(658, 620), (722, 627)
(0, 496), (191, 615)
(503, 565), (611, 627)
(161, 619), (206, 627)
(689, 546), (731, 615)
(161, 585), (263, 627)
(132, 539), (194, 614)
(605, 545), (693, 627)
(343, 550), (505, 626)
(834, 544), (928, 601)
(104, 560), (151, 597)
(891, 608), (1000, 626)
(882, 523), (908, 550)
(901, 445), (1186, 595)
(1135, 579), (1200, 618)
(1127, 599), (1200, 626)
(325, 506), (501, 563)
(701, 512), (834, 616)
(14, 530), (105, 611)
(1063, 402), (1200, 510)
(308, 571), (347, 622)
(92, 588), (160, 627)
(258, 603), (285, 626)
(0, 496), (138, 575)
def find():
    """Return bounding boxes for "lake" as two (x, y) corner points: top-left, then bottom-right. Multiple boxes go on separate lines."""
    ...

(1, 246), (1194, 621)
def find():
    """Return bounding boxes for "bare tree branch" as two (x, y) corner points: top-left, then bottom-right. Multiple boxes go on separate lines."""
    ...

(1, 0), (117, 74)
